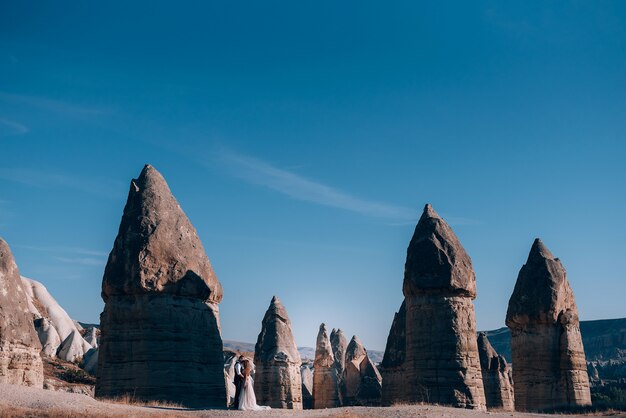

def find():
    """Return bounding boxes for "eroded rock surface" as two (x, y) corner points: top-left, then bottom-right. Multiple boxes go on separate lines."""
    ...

(0, 238), (44, 387)
(381, 300), (407, 405)
(506, 239), (591, 411)
(342, 336), (381, 406)
(21, 276), (92, 362)
(313, 323), (340, 409)
(330, 329), (347, 375)
(477, 333), (514, 411)
(95, 164), (226, 407)
(383, 204), (486, 409)
(254, 296), (302, 409)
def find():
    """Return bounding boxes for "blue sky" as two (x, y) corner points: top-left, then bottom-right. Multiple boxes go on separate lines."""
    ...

(1, 1), (625, 351)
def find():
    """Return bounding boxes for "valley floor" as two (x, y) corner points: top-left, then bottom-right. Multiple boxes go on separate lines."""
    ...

(0, 384), (620, 418)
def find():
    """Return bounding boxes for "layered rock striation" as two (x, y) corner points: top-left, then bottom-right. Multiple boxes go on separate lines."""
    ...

(477, 333), (514, 411)
(254, 296), (302, 409)
(313, 323), (340, 409)
(506, 239), (591, 411)
(0, 238), (44, 387)
(95, 164), (226, 407)
(383, 204), (486, 409)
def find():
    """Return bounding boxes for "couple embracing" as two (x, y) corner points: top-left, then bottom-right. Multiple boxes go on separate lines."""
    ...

(233, 355), (271, 411)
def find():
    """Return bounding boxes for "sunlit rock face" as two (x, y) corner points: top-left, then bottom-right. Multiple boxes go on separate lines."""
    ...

(313, 323), (340, 409)
(0, 238), (44, 387)
(342, 336), (382, 406)
(22, 276), (93, 362)
(383, 204), (486, 410)
(506, 239), (591, 412)
(95, 164), (226, 407)
(254, 296), (303, 409)
(477, 333), (514, 411)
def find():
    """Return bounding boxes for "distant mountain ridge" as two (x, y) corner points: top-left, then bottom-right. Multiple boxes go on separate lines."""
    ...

(483, 317), (626, 363)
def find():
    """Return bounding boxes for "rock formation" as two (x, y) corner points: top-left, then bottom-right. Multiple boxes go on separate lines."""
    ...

(313, 323), (340, 409)
(224, 354), (237, 406)
(330, 328), (347, 375)
(506, 239), (591, 411)
(330, 328), (348, 405)
(358, 353), (383, 406)
(0, 238), (44, 387)
(342, 335), (382, 406)
(343, 336), (367, 405)
(254, 296), (303, 409)
(33, 317), (62, 356)
(21, 276), (93, 362)
(477, 333), (514, 411)
(82, 348), (99, 375)
(95, 164), (226, 407)
(84, 327), (98, 349)
(301, 366), (314, 409)
(381, 300), (407, 405)
(383, 204), (486, 409)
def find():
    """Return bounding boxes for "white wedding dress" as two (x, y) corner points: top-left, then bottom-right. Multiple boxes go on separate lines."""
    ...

(238, 375), (271, 411)
(238, 360), (271, 411)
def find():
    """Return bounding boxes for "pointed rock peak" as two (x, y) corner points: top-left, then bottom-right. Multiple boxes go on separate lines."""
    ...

(506, 238), (576, 326)
(527, 238), (555, 263)
(404, 203), (476, 298)
(255, 295), (300, 363)
(477, 333), (498, 359)
(133, 164), (169, 192)
(103, 165), (223, 303)
(421, 203), (441, 220)
(269, 295), (283, 309)
(263, 295), (289, 321)
(346, 335), (367, 361)
(315, 323), (334, 366)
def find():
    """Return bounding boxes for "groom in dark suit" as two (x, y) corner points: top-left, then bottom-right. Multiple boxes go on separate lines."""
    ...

(233, 355), (244, 408)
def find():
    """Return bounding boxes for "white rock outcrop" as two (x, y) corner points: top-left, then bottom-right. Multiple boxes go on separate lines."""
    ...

(21, 276), (93, 362)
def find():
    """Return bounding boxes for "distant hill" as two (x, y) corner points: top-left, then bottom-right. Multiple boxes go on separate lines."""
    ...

(482, 317), (626, 363)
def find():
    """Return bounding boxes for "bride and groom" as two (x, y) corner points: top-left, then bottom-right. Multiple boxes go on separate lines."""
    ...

(233, 355), (271, 411)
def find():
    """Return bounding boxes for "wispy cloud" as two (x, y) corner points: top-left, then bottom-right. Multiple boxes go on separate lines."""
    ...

(0, 167), (125, 199)
(218, 150), (417, 220)
(0, 91), (106, 116)
(0, 117), (29, 136)
(55, 256), (106, 266)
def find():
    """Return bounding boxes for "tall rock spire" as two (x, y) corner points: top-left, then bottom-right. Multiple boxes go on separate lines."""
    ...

(384, 204), (486, 409)
(0, 238), (44, 387)
(506, 239), (591, 411)
(330, 328), (347, 375)
(254, 296), (303, 409)
(477, 333), (514, 411)
(96, 164), (226, 407)
(313, 323), (340, 408)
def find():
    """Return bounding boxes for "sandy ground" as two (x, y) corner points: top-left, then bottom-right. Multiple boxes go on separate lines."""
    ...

(0, 384), (620, 418)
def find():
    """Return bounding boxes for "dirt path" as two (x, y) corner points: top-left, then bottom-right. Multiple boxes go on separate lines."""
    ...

(0, 383), (608, 418)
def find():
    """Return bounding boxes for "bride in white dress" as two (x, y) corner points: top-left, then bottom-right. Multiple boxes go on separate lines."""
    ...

(238, 357), (271, 411)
